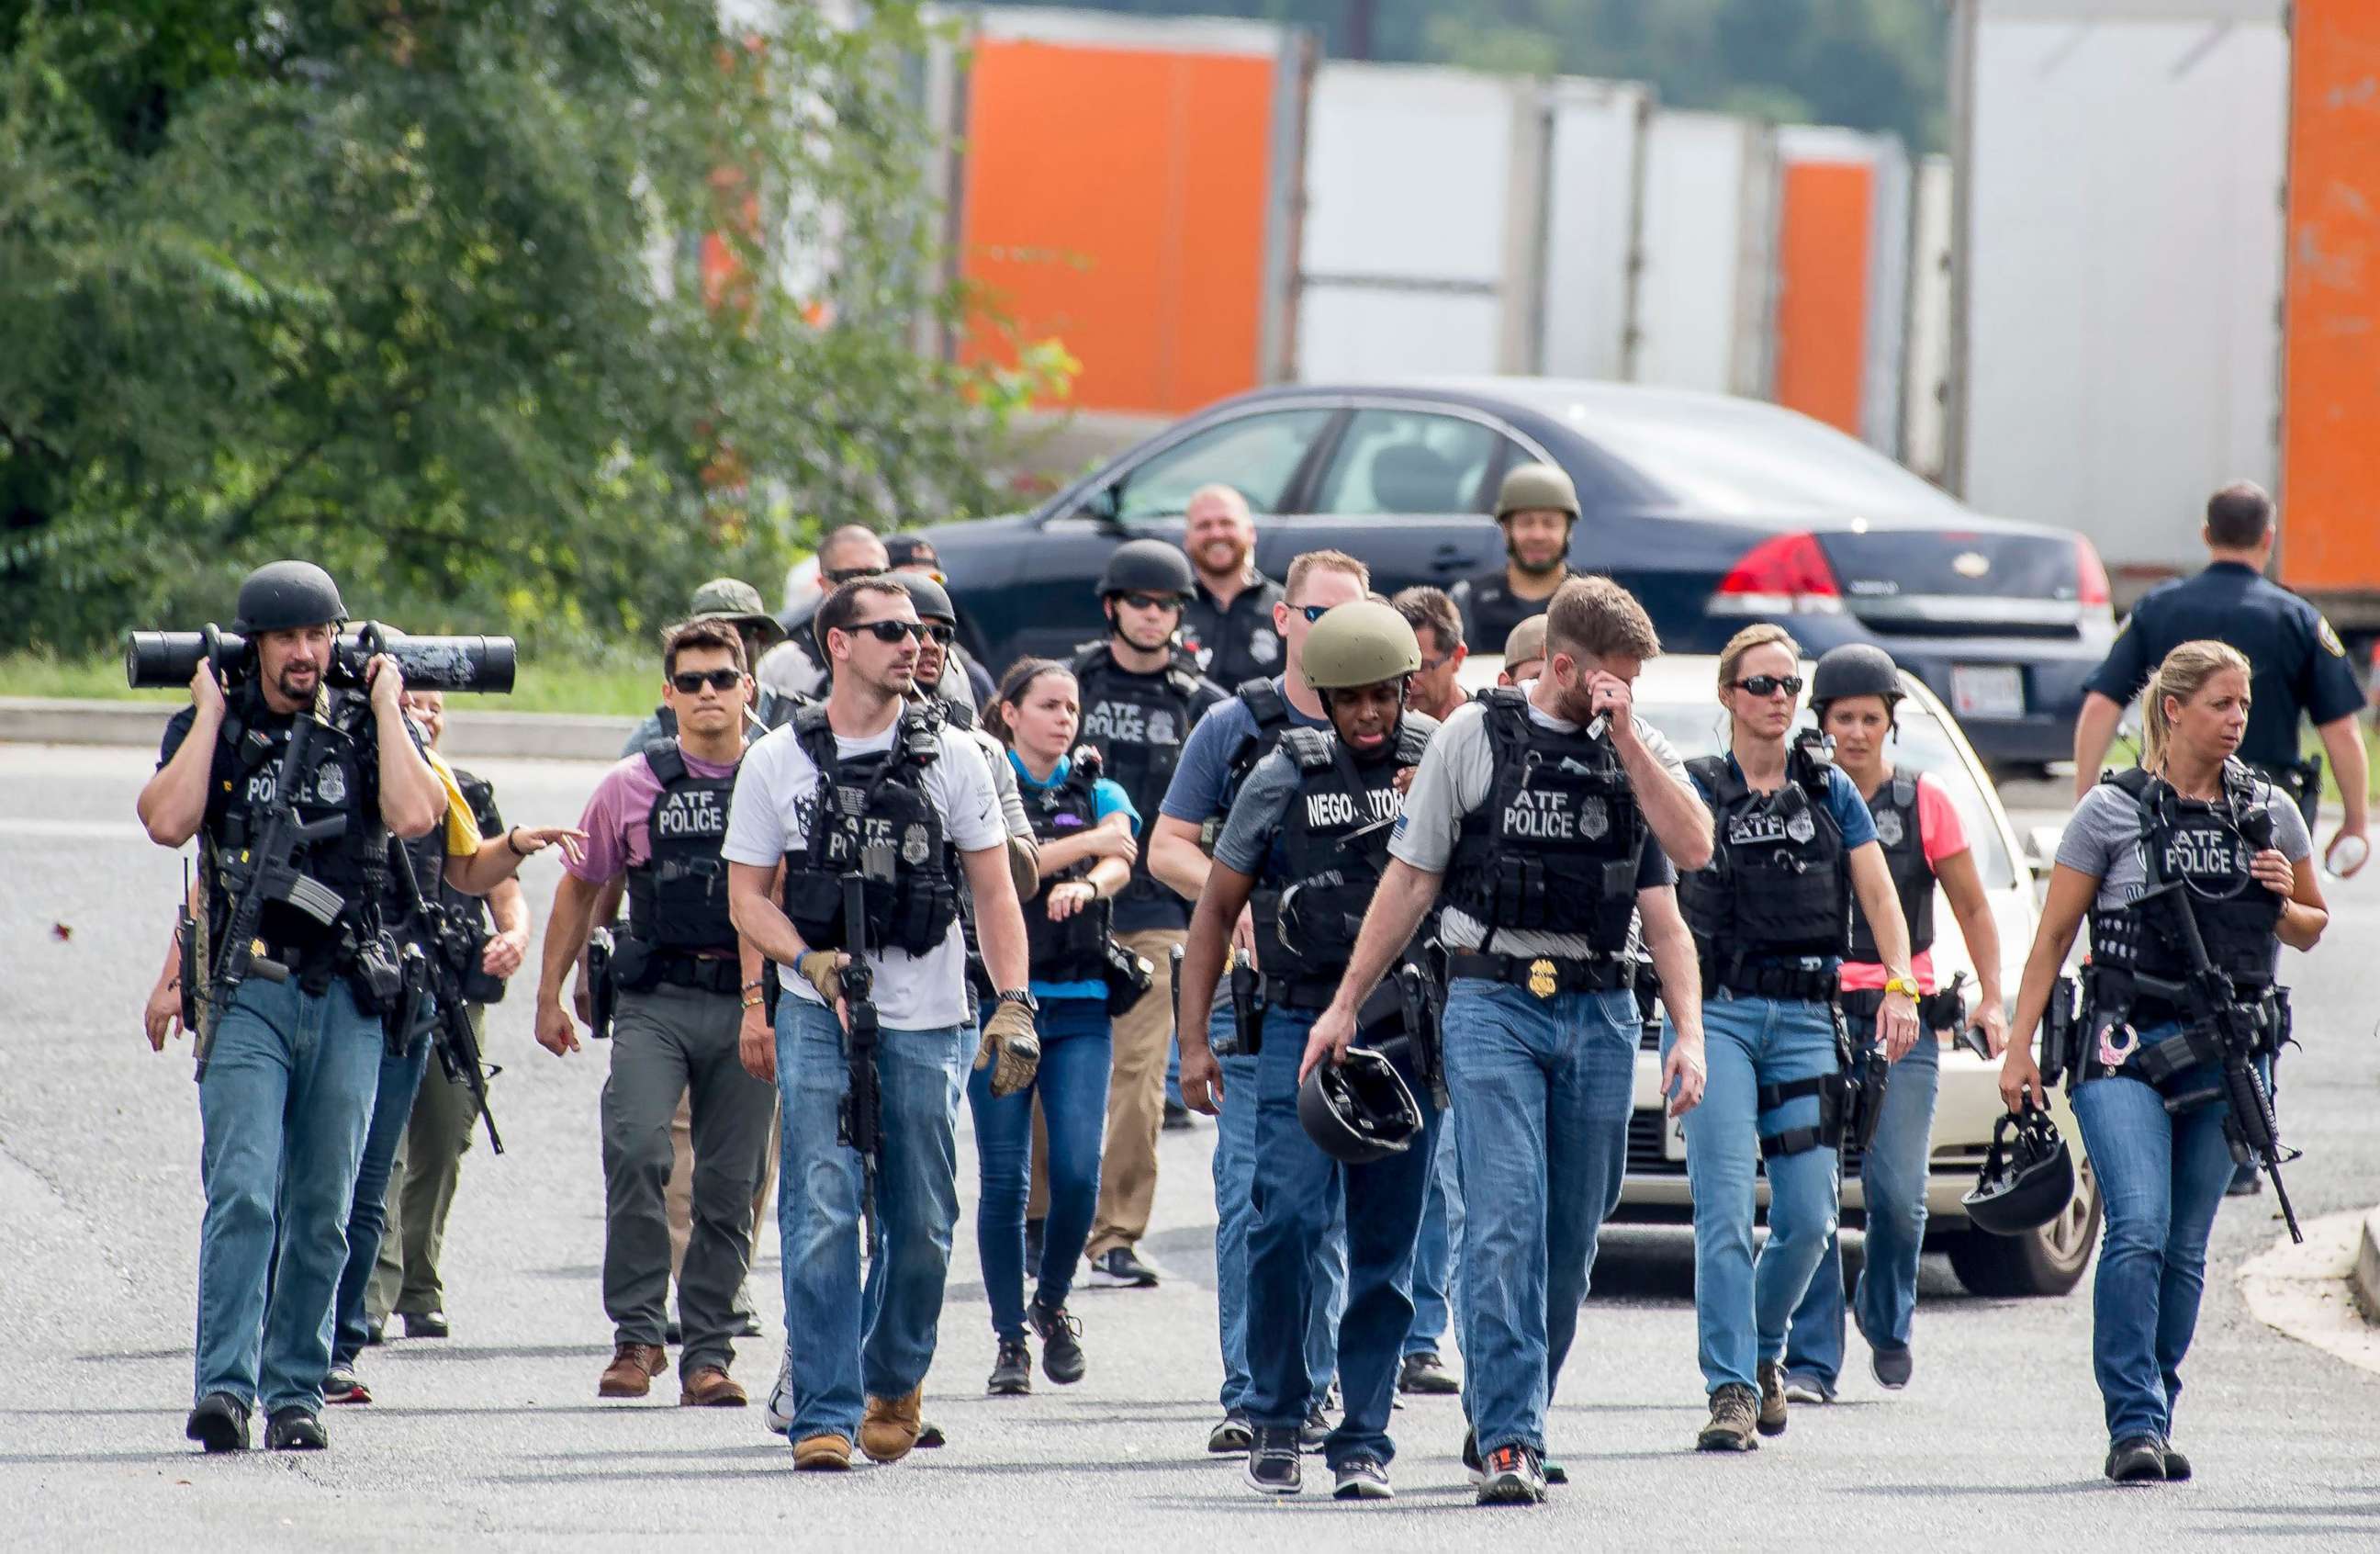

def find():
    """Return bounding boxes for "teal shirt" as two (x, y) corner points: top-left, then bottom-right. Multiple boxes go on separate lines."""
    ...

(1009, 751), (1139, 1002)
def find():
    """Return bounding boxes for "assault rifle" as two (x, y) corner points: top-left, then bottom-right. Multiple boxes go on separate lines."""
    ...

(387, 838), (505, 1154)
(837, 875), (884, 1249)
(194, 707), (349, 1080)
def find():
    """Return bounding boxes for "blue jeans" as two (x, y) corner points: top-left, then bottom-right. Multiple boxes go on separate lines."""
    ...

(2071, 1046), (2236, 1444)
(1243, 1008), (1439, 1467)
(1783, 1031), (1941, 1388)
(1210, 1001), (1343, 1413)
(775, 996), (969, 1442)
(1678, 993), (1843, 1394)
(331, 1027), (432, 1369)
(195, 975), (383, 1413)
(1443, 980), (1636, 1457)
(968, 996), (1111, 1339)
(1405, 1121), (1464, 1357)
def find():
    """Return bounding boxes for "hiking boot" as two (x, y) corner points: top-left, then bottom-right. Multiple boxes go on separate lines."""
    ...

(1333, 1454), (1392, 1500)
(2105, 1436), (2166, 1483)
(792, 1433), (852, 1470)
(321, 1368), (371, 1406)
(185, 1392), (250, 1454)
(1398, 1350), (1461, 1395)
(1756, 1359), (1789, 1437)
(859, 1388), (924, 1463)
(1697, 1384), (1760, 1452)
(1207, 1412), (1253, 1454)
(1781, 1370), (1834, 1405)
(1476, 1443), (1546, 1505)
(1869, 1342), (1914, 1391)
(679, 1366), (747, 1407)
(1029, 1300), (1085, 1385)
(1242, 1426), (1303, 1494)
(1085, 1246), (1162, 1288)
(264, 1407), (328, 1450)
(987, 1337), (1033, 1396)
(598, 1342), (667, 1399)
(2160, 1440), (2193, 1481)
(764, 1347), (794, 1436)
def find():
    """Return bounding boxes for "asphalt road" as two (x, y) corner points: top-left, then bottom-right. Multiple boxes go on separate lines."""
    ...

(5, 744), (2377, 1551)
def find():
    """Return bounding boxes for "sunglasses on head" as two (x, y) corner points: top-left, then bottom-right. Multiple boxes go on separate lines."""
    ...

(824, 565), (886, 585)
(1730, 674), (1804, 698)
(1118, 591), (1183, 613)
(671, 668), (744, 693)
(847, 619), (925, 645)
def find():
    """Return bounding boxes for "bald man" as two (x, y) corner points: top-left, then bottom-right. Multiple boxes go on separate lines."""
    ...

(1177, 486), (1285, 692)
(756, 526), (890, 704)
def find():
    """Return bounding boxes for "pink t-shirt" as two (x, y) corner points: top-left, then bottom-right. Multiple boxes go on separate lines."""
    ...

(1838, 770), (1968, 994)
(564, 746), (742, 885)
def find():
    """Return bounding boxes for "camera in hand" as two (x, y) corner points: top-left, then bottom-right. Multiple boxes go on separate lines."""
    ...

(125, 622), (516, 693)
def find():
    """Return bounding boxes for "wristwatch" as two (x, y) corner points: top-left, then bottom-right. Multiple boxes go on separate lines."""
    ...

(1882, 974), (1921, 1000)
(995, 988), (1039, 1015)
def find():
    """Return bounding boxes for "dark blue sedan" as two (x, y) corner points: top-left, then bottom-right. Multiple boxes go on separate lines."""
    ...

(918, 378), (2116, 767)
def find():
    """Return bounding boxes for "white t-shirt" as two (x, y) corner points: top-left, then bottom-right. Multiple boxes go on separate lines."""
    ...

(723, 709), (1005, 1030)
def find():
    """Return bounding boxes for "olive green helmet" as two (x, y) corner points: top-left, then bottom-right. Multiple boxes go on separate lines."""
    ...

(1496, 461), (1580, 522)
(1303, 601), (1421, 691)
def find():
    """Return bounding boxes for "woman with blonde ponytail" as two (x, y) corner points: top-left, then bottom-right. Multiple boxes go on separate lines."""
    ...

(2001, 639), (2327, 1483)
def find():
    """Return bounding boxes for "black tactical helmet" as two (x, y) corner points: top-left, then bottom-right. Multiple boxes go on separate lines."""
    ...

(232, 560), (348, 635)
(1810, 643), (1903, 715)
(890, 569), (957, 623)
(1098, 539), (1196, 601)
(1961, 1104), (2077, 1236)
(1297, 1046), (1423, 1165)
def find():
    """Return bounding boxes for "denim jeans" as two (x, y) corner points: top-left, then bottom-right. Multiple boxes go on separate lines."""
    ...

(1443, 980), (1636, 1457)
(1678, 993), (1843, 1395)
(330, 1026), (431, 1370)
(2071, 1044), (2237, 1444)
(1210, 1001), (1343, 1413)
(195, 975), (382, 1413)
(1404, 1121), (1464, 1357)
(1783, 1031), (1941, 1388)
(1242, 1008), (1439, 1468)
(968, 996), (1111, 1339)
(775, 995), (969, 1442)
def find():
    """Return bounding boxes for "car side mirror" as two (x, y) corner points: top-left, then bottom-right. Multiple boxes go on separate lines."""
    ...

(2023, 825), (2063, 873)
(1075, 484), (1129, 537)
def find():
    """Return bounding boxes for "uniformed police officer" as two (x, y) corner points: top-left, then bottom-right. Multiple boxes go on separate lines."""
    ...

(1177, 602), (1441, 1501)
(2072, 481), (2366, 872)
(1305, 575), (1715, 1505)
(2005, 639), (2326, 1483)
(1179, 484), (1287, 688)
(1447, 464), (1580, 654)
(1072, 539), (1226, 1288)
(139, 561), (451, 1455)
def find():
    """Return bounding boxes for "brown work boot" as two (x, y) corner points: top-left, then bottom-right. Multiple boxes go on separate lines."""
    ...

(858, 1388), (924, 1463)
(598, 1342), (668, 1399)
(1756, 1359), (1790, 1437)
(793, 1433), (853, 1471)
(1697, 1383), (1761, 1452)
(680, 1366), (748, 1407)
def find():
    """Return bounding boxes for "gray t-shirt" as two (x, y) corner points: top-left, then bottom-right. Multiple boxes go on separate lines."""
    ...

(1388, 696), (1686, 957)
(2057, 772), (2312, 976)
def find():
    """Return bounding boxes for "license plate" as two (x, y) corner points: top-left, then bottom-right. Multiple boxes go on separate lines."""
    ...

(1951, 664), (2025, 719)
(1665, 1117), (1688, 1162)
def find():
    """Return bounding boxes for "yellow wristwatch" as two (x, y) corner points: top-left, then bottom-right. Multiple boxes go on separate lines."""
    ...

(1882, 975), (1921, 1000)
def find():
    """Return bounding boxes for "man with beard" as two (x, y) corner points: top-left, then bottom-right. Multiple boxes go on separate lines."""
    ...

(886, 534), (996, 709)
(1449, 465), (1581, 652)
(757, 526), (892, 706)
(1179, 485), (1286, 689)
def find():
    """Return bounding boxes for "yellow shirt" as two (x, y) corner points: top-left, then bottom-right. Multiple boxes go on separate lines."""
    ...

(424, 748), (485, 857)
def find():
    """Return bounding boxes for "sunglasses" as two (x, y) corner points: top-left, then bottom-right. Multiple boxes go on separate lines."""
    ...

(823, 565), (886, 585)
(1730, 674), (1805, 699)
(847, 619), (925, 645)
(1418, 651), (1454, 673)
(1118, 591), (1183, 613)
(1296, 603), (1334, 624)
(918, 622), (958, 646)
(671, 668), (745, 693)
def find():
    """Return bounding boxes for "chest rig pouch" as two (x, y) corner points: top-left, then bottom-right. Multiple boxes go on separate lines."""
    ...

(1200, 677), (1296, 857)
(1851, 769), (1934, 963)
(1253, 718), (1432, 1004)
(781, 704), (960, 956)
(1023, 748), (1113, 983)
(1446, 689), (1644, 952)
(1073, 643), (1207, 900)
(1679, 746), (1850, 989)
(623, 740), (741, 974)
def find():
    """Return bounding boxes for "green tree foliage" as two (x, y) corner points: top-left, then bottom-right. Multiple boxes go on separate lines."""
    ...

(0, 1), (1063, 653)
(1041, 0), (1949, 152)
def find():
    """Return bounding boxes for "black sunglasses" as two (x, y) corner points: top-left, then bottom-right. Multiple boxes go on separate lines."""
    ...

(823, 565), (886, 585)
(671, 668), (744, 693)
(1730, 674), (1804, 698)
(1118, 591), (1184, 613)
(918, 622), (958, 646)
(1297, 603), (1333, 624)
(847, 619), (925, 645)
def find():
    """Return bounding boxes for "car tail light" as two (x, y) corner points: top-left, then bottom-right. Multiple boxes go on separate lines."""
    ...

(1710, 531), (1845, 616)
(2073, 536), (2113, 614)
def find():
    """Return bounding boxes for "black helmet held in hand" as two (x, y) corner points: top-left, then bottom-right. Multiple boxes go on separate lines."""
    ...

(1962, 1103), (2077, 1236)
(1810, 643), (1903, 715)
(1098, 539), (1196, 601)
(231, 560), (348, 635)
(1297, 1046), (1424, 1165)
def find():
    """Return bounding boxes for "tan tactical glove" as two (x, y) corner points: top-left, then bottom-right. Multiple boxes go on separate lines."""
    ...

(975, 997), (1041, 1098)
(796, 951), (844, 1006)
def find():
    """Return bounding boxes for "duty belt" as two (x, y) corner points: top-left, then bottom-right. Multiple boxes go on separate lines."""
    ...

(1711, 960), (1836, 1004)
(649, 954), (742, 996)
(1444, 951), (1633, 998)
(2081, 966), (2282, 1087)
(1261, 976), (1342, 1012)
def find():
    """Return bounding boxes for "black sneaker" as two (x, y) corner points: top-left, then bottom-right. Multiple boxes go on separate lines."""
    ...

(363, 1318), (386, 1346)
(1869, 1342), (1913, 1391)
(321, 1368), (371, 1406)
(2160, 1440), (2193, 1481)
(1243, 1426), (1303, 1495)
(1299, 1400), (1330, 1453)
(665, 1319), (683, 1346)
(987, 1337), (1032, 1396)
(402, 1309), (451, 1339)
(1462, 1426), (1484, 1483)
(1756, 1359), (1789, 1436)
(185, 1392), (250, 1454)
(1333, 1455), (1392, 1500)
(264, 1407), (328, 1451)
(1476, 1442), (1546, 1505)
(1162, 1099), (1194, 1132)
(1024, 1217), (1046, 1268)
(2226, 1167), (2262, 1198)
(1207, 1412), (1253, 1454)
(1398, 1350), (1460, 1395)
(1085, 1246), (1161, 1289)
(2105, 1436), (2166, 1483)
(1029, 1300), (1085, 1385)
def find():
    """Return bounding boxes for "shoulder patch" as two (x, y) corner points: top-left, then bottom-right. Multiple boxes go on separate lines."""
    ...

(2318, 614), (2348, 659)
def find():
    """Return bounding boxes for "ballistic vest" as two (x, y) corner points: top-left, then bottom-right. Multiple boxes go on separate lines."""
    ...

(626, 741), (740, 954)
(780, 704), (961, 955)
(1849, 770), (1935, 963)
(1072, 641), (1211, 903)
(1252, 716), (1435, 996)
(1020, 750), (1112, 984)
(2088, 764), (2282, 996)
(208, 687), (388, 951)
(1678, 746), (1852, 972)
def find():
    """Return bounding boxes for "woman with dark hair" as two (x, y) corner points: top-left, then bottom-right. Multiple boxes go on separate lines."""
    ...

(973, 660), (1139, 1394)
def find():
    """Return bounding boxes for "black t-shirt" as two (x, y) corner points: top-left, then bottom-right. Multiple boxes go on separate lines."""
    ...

(1182, 572), (1285, 691)
(1449, 566), (1572, 657)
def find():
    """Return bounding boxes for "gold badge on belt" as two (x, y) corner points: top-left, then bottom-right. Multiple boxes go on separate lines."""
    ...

(1527, 958), (1557, 999)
